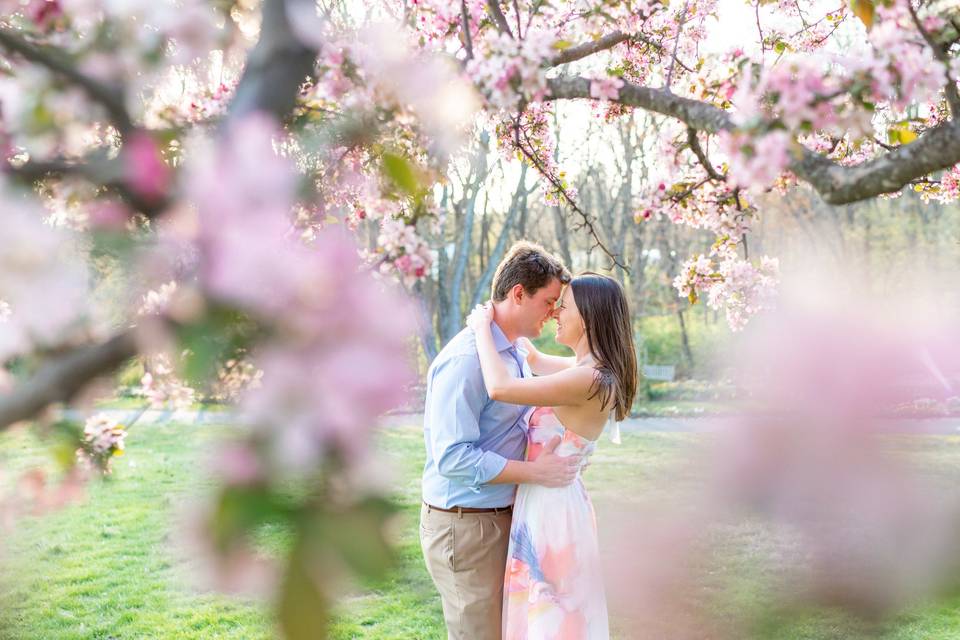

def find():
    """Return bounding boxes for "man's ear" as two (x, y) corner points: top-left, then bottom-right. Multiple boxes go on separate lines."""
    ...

(510, 283), (525, 304)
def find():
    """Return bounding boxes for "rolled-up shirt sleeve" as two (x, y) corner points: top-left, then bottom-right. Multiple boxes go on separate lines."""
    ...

(428, 355), (509, 490)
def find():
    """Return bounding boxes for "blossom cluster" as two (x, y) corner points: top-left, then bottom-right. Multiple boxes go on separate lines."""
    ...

(208, 357), (263, 404)
(145, 76), (238, 129)
(0, 197), (89, 363)
(305, 26), (478, 159)
(138, 281), (179, 317)
(674, 253), (780, 331)
(494, 104), (577, 206)
(0, 0), (240, 158)
(77, 413), (127, 473)
(376, 216), (433, 286)
(722, 3), (954, 189)
(589, 76), (624, 102)
(0, 467), (86, 530)
(408, 0), (487, 43)
(912, 162), (960, 204)
(183, 114), (416, 483)
(636, 180), (754, 241)
(16, 0), (230, 68)
(139, 355), (197, 410)
(717, 129), (795, 190)
(466, 30), (557, 111)
(295, 29), (476, 286)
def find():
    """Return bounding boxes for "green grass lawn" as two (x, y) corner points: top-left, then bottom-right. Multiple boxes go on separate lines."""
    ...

(3, 421), (960, 639)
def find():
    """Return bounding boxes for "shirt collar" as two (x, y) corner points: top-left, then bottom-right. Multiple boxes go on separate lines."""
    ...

(490, 321), (515, 353)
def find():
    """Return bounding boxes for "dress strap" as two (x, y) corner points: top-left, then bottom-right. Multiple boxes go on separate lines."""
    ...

(604, 412), (622, 444)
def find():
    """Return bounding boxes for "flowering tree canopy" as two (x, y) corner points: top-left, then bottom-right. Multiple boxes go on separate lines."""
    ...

(408, 0), (960, 327)
(0, 0), (959, 637)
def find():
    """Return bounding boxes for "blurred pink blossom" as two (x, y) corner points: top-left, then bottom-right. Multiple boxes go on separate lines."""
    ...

(0, 199), (89, 361)
(123, 132), (171, 203)
(590, 76), (624, 102)
(605, 282), (960, 635)
(719, 129), (792, 190)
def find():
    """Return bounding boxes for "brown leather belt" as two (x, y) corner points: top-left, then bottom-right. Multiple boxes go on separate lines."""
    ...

(424, 502), (512, 515)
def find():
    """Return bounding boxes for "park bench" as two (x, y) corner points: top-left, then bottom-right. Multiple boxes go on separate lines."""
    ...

(642, 364), (676, 382)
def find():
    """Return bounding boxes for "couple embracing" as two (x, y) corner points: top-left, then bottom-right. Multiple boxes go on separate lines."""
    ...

(420, 241), (638, 640)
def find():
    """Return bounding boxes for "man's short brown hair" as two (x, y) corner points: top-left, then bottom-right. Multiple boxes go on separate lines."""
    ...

(491, 241), (571, 302)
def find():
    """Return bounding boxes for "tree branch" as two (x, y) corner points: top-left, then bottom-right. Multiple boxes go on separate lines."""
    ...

(5, 155), (171, 218)
(687, 127), (724, 181)
(546, 75), (960, 205)
(665, 2), (690, 92)
(551, 31), (630, 65)
(549, 30), (692, 72)
(512, 119), (628, 271)
(486, 0), (514, 37)
(755, 0), (766, 58)
(227, 0), (320, 123)
(0, 330), (139, 431)
(906, 1), (960, 117)
(0, 27), (133, 134)
(670, 176), (712, 202)
(461, 0), (474, 61)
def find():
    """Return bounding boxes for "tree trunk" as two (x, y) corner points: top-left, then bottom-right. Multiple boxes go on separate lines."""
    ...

(435, 187), (451, 342)
(443, 135), (489, 343)
(677, 308), (694, 374)
(414, 285), (439, 363)
(471, 164), (528, 307)
(444, 187), (479, 342)
(552, 206), (573, 268)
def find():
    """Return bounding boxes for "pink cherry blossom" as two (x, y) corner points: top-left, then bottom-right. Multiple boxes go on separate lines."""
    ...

(719, 129), (792, 190)
(87, 200), (131, 230)
(77, 413), (127, 473)
(674, 252), (779, 331)
(590, 76), (624, 101)
(138, 355), (196, 410)
(0, 196), (89, 361)
(466, 29), (556, 111)
(123, 132), (171, 203)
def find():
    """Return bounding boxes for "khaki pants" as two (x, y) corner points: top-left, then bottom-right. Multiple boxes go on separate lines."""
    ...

(419, 503), (512, 640)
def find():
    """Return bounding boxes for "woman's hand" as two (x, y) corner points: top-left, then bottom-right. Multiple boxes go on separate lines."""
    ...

(517, 336), (536, 354)
(466, 302), (494, 332)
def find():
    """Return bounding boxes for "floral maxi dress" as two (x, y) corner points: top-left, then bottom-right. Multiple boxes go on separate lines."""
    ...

(503, 407), (609, 640)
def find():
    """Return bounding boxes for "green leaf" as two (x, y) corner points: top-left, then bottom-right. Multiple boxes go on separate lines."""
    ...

(90, 229), (139, 261)
(277, 546), (329, 640)
(175, 308), (257, 387)
(49, 420), (83, 470)
(382, 152), (420, 198)
(316, 497), (398, 581)
(207, 485), (302, 556)
(887, 121), (917, 145)
(851, 0), (875, 29)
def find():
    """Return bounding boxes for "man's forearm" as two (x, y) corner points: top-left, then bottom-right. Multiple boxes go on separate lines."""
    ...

(487, 459), (534, 485)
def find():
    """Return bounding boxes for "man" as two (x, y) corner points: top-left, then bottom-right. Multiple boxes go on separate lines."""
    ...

(420, 241), (577, 640)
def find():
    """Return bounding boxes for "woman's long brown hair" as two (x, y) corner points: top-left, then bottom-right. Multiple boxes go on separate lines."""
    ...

(570, 273), (638, 421)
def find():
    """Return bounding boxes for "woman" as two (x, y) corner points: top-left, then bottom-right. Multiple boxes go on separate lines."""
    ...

(466, 272), (637, 640)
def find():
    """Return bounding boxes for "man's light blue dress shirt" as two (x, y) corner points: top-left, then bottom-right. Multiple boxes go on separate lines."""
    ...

(421, 321), (530, 509)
